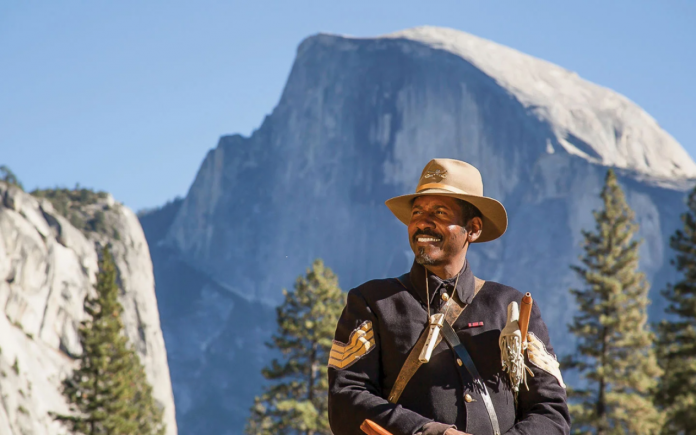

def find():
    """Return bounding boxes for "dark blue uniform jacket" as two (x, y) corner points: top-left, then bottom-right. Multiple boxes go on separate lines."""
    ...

(328, 260), (571, 435)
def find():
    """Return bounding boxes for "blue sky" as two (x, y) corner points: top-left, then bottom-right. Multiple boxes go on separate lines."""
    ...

(1, 0), (695, 211)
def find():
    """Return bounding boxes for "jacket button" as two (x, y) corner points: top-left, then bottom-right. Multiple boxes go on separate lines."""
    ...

(464, 394), (475, 403)
(441, 293), (450, 301)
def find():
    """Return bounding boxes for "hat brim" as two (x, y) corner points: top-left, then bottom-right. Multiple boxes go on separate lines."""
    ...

(385, 189), (508, 243)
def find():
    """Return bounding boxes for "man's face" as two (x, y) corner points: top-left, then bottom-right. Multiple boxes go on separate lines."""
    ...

(408, 196), (469, 266)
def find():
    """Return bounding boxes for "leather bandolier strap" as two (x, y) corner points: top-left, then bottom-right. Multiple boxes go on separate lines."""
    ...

(387, 274), (485, 403)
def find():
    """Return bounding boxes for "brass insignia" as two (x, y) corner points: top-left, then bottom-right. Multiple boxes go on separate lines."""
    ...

(526, 332), (566, 388)
(424, 168), (447, 181)
(328, 321), (375, 370)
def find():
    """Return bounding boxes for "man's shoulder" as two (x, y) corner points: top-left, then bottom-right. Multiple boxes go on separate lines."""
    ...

(473, 279), (526, 310)
(348, 275), (410, 303)
(478, 279), (524, 298)
(350, 276), (403, 294)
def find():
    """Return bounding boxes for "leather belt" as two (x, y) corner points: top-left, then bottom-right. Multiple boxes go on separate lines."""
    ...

(440, 320), (501, 435)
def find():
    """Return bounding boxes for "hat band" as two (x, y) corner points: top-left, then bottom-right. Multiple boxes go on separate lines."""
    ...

(416, 183), (468, 195)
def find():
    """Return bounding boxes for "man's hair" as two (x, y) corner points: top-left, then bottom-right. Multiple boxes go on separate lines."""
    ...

(458, 199), (482, 226)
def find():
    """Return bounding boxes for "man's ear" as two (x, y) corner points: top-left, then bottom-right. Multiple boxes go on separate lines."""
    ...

(467, 217), (483, 243)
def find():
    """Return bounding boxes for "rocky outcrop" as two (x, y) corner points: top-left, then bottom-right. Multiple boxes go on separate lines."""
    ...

(0, 183), (177, 435)
(147, 26), (694, 432)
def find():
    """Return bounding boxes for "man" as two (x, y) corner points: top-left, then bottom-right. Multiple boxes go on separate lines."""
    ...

(328, 159), (570, 435)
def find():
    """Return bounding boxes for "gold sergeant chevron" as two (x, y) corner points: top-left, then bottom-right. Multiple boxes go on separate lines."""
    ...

(328, 321), (375, 369)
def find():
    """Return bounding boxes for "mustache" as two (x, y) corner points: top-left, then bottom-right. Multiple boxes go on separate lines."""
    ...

(413, 229), (442, 242)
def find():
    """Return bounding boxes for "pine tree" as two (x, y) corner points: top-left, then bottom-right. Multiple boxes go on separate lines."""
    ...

(566, 169), (662, 435)
(246, 259), (345, 435)
(55, 245), (165, 435)
(125, 352), (166, 435)
(655, 186), (696, 434)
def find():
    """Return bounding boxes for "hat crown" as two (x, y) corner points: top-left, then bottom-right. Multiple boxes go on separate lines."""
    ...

(417, 158), (483, 196)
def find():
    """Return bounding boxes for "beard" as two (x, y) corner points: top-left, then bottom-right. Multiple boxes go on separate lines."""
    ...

(412, 230), (447, 266)
(412, 226), (469, 266)
(415, 247), (440, 266)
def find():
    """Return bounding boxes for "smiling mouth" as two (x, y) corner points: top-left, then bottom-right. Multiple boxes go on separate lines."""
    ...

(415, 236), (442, 243)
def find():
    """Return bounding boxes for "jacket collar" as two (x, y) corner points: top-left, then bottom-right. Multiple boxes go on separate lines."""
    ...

(408, 259), (475, 306)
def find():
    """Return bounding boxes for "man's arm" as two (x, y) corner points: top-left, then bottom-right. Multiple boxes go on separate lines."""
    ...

(506, 302), (571, 435)
(328, 288), (433, 435)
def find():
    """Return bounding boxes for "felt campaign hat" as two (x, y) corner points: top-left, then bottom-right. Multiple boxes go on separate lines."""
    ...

(385, 158), (508, 243)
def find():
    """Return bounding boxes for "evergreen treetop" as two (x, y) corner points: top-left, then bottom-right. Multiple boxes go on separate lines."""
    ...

(655, 185), (696, 434)
(246, 259), (345, 435)
(0, 165), (23, 190)
(566, 169), (662, 435)
(55, 245), (164, 435)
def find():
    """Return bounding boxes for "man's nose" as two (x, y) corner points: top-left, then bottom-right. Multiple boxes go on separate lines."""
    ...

(414, 212), (435, 228)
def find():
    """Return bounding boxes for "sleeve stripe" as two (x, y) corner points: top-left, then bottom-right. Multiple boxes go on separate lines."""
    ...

(328, 321), (376, 369)
(329, 335), (375, 363)
(329, 330), (374, 358)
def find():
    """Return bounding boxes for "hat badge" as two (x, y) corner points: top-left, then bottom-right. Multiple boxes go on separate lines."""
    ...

(424, 168), (447, 181)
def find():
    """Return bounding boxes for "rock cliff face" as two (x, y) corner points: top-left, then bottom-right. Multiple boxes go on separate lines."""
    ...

(0, 184), (177, 435)
(145, 26), (695, 433)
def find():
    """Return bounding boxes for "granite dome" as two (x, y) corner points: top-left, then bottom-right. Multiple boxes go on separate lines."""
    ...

(376, 26), (696, 180)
